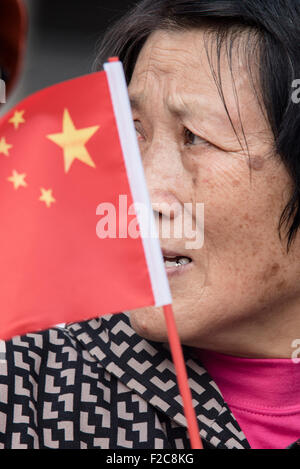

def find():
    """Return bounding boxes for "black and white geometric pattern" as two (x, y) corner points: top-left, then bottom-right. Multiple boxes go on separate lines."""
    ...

(0, 312), (251, 449)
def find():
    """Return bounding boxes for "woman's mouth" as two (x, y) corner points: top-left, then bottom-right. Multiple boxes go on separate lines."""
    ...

(162, 249), (193, 277)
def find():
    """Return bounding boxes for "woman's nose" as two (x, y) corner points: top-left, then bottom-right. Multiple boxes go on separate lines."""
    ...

(150, 189), (182, 219)
(141, 136), (184, 223)
(142, 134), (181, 189)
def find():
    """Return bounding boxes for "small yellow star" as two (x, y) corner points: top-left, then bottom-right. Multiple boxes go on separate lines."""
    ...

(0, 137), (13, 156)
(8, 110), (25, 130)
(46, 109), (99, 173)
(7, 170), (27, 189)
(39, 188), (56, 208)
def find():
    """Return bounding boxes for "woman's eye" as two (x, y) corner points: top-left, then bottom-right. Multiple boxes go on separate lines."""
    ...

(184, 128), (208, 146)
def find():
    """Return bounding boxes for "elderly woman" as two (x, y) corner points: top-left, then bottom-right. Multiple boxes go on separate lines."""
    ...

(1, 0), (300, 450)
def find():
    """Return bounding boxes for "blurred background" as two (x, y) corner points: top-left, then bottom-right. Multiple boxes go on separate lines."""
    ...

(1, 0), (137, 111)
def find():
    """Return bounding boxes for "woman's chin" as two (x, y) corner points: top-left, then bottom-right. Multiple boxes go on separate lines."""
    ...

(129, 305), (168, 342)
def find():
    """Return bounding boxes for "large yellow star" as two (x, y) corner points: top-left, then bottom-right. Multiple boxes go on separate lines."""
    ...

(9, 110), (25, 130)
(0, 137), (12, 156)
(39, 188), (56, 208)
(46, 109), (99, 173)
(7, 170), (27, 189)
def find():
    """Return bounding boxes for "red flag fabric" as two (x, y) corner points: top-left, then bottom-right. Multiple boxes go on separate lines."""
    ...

(0, 65), (171, 340)
(0, 63), (203, 449)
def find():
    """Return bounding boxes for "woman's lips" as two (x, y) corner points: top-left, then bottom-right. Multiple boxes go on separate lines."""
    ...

(161, 248), (193, 277)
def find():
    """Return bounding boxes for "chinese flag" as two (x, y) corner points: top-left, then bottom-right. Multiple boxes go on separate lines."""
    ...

(0, 60), (171, 340)
(0, 62), (203, 450)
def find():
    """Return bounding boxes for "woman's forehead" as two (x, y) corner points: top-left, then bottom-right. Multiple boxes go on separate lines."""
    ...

(133, 28), (250, 75)
(128, 28), (264, 137)
(130, 28), (254, 101)
(131, 29), (211, 80)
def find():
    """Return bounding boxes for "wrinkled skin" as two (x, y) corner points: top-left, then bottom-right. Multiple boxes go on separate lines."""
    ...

(128, 29), (300, 358)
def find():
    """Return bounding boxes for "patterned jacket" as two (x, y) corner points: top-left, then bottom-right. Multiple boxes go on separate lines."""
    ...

(0, 312), (298, 449)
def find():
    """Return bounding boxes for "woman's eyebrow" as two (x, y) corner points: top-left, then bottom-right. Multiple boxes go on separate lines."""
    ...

(129, 91), (220, 121)
(166, 94), (222, 120)
(129, 92), (194, 116)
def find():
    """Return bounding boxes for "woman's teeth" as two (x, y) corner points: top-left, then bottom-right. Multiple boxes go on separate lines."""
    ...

(164, 256), (192, 267)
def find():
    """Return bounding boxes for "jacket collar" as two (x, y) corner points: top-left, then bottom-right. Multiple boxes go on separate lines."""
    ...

(67, 312), (251, 449)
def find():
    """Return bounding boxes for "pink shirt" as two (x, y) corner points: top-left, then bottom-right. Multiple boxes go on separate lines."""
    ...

(193, 349), (300, 449)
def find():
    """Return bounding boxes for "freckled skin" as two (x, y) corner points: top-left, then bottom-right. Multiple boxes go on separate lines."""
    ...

(248, 156), (265, 171)
(128, 29), (300, 358)
(232, 179), (240, 187)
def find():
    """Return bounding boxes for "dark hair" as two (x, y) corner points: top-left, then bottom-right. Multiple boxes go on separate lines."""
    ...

(94, 0), (300, 252)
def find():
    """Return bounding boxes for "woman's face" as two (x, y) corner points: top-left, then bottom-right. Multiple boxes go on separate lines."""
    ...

(128, 29), (300, 357)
